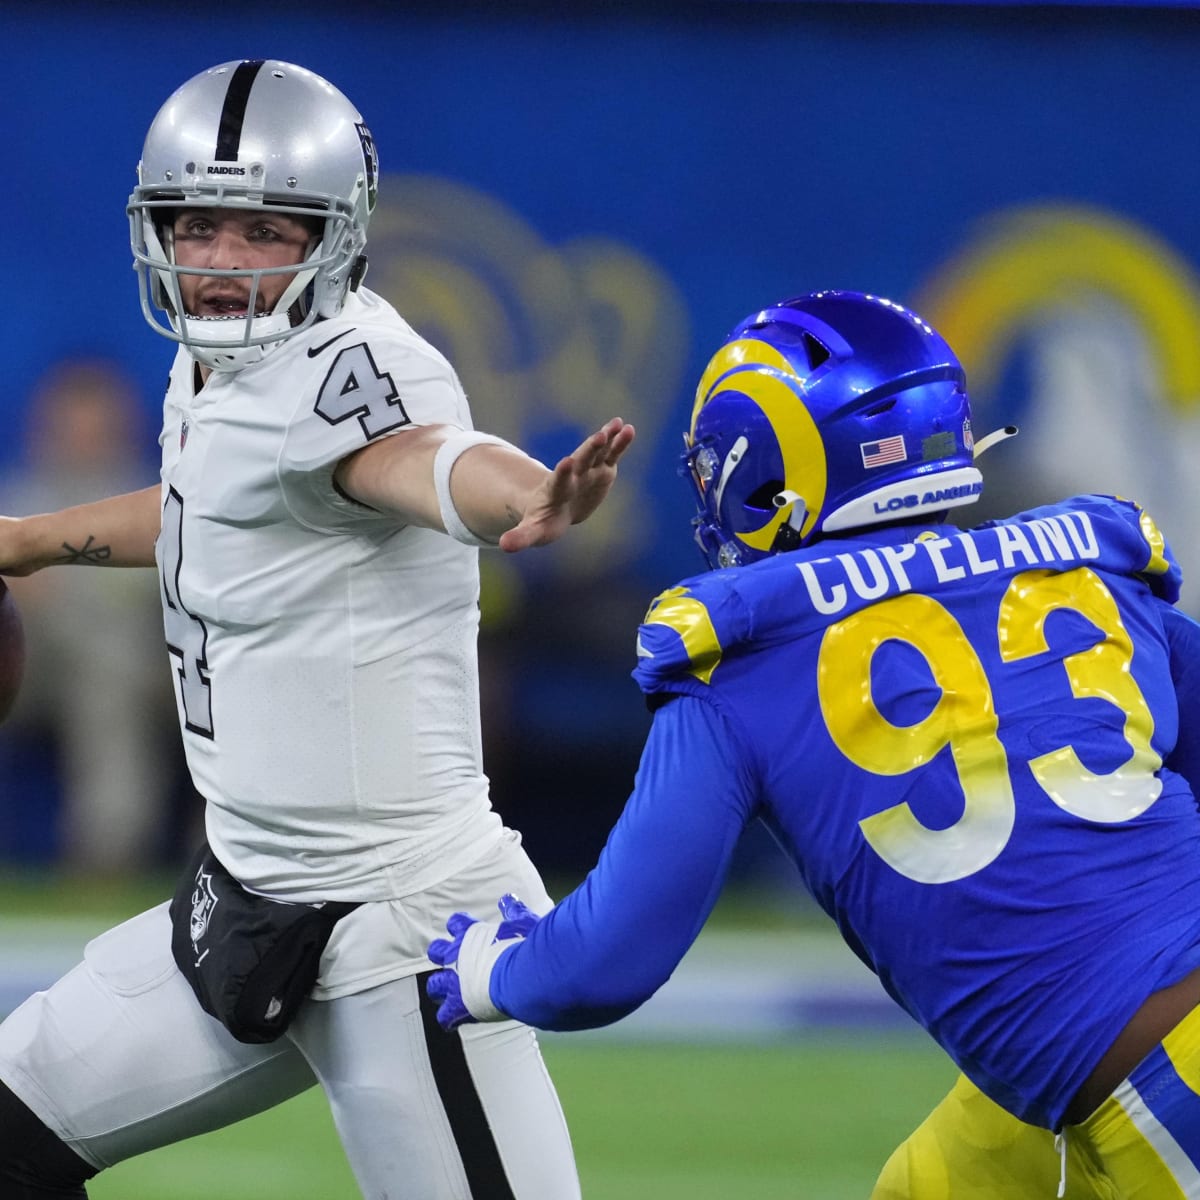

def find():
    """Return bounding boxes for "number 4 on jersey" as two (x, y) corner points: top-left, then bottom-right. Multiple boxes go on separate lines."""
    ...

(314, 341), (410, 439)
(160, 488), (214, 738)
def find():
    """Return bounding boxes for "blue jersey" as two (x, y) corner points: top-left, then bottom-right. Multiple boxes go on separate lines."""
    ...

(490, 495), (1200, 1130)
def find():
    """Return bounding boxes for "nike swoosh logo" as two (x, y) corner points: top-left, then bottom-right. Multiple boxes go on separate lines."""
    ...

(306, 329), (355, 357)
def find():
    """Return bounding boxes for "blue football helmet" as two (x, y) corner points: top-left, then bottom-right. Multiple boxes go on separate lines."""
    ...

(684, 290), (985, 569)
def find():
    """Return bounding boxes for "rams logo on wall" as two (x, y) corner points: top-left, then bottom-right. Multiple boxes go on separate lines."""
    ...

(917, 203), (1200, 612)
(368, 174), (690, 585)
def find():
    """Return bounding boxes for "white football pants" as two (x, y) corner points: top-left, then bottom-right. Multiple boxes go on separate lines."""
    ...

(0, 901), (580, 1199)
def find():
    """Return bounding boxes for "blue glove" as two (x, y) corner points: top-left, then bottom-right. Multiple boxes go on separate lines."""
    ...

(427, 912), (477, 1031)
(427, 894), (541, 1031)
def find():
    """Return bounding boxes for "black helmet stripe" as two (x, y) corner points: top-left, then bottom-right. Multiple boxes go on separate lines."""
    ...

(215, 59), (265, 161)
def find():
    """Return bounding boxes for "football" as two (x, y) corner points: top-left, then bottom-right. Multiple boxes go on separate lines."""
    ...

(0, 579), (26, 724)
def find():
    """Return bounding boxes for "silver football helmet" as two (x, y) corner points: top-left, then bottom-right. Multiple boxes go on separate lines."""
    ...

(128, 60), (378, 371)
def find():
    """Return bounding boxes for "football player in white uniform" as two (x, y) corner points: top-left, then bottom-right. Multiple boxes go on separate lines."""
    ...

(0, 60), (633, 1199)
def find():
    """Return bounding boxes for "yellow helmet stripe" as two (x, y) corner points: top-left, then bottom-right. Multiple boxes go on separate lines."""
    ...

(692, 347), (827, 550)
(690, 338), (802, 435)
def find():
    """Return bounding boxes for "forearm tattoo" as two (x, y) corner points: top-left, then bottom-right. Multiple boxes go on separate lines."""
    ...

(58, 535), (113, 566)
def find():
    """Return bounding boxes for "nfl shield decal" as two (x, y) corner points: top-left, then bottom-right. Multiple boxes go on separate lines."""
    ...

(189, 866), (219, 954)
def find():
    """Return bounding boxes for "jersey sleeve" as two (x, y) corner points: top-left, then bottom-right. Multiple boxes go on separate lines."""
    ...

(278, 327), (473, 532)
(489, 693), (760, 1030)
(1162, 600), (1200, 794)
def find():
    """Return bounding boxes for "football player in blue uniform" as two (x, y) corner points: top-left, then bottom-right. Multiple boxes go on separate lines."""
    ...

(426, 290), (1200, 1197)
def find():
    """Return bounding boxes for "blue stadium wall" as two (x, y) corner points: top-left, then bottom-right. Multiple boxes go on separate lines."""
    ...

(5, 0), (1200, 870)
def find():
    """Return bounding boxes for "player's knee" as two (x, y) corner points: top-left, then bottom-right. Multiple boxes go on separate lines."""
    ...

(0, 1079), (97, 1197)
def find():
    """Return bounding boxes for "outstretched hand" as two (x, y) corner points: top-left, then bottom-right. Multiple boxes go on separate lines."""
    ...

(499, 418), (635, 554)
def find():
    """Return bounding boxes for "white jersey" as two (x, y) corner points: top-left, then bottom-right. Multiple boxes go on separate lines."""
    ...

(156, 287), (503, 902)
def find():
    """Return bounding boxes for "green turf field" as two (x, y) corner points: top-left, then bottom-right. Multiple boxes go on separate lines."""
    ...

(1, 872), (957, 1199)
(83, 1035), (955, 1199)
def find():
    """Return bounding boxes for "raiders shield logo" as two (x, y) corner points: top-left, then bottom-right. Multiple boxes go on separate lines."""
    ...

(355, 121), (379, 212)
(189, 868), (219, 949)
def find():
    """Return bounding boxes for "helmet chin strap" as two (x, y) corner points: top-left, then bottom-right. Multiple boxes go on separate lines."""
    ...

(270, 232), (323, 320)
(147, 221), (179, 318)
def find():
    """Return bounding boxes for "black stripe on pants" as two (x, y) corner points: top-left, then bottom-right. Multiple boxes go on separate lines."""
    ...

(417, 969), (517, 1200)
